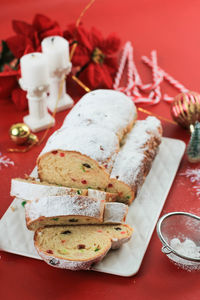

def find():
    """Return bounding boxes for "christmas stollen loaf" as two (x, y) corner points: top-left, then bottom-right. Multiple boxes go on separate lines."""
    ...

(10, 178), (117, 202)
(37, 89), (162, 204)
(25, 195), (128, 230)
(37, 89), (137, 195)
(34, 224), (133, 270)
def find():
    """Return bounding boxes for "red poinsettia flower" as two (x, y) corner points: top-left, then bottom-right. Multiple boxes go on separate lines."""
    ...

(64, 23), (120, 89)
(6, 14), (62, 58)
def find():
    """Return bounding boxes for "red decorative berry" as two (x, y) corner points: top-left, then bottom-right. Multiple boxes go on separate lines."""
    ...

(46, 250), (53, 254)
(81, 180), (87, 184)
(121, 231), (126, 234)
(108, 183), (113, 188)
(52, 151), (58, 155)
(60, 153), (65, 157)
(104, 164), (108, 169)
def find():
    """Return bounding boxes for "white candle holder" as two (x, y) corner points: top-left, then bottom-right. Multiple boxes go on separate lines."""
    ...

(19, 79), (55, 132)
(47, 63), (74, 113)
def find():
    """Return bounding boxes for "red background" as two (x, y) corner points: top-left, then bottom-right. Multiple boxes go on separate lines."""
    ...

(0, 0), (200, 299)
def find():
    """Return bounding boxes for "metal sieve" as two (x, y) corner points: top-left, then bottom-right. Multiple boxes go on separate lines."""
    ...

(156, 212), (200, 269)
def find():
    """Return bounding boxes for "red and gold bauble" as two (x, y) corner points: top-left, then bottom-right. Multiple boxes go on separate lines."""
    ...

(171, 91), (200, 163)
(171, 91), (200, 130)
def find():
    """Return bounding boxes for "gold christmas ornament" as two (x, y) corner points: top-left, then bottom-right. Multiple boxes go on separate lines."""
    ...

(27, 133), (39, 145)
(9, 123), (38, 153)
(9, 123), (31, 145)
(171, 92), (200, 131)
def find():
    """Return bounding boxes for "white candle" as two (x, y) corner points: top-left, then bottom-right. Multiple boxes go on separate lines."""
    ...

(41, 36), (70, 75)
(20, 53), (49, 90)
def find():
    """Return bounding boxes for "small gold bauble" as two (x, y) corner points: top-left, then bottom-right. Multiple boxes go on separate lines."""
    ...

(9, 123), (31, 145)
(27, 133), (39, 145)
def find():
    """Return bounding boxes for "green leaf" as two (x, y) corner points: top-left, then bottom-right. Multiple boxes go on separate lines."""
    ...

(0, 41), (17, 72)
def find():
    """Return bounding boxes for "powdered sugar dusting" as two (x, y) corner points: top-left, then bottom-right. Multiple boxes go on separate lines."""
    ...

(193, 186), (200, 197)
(111, 117), (162, 186)
(181, 169), (200, 198)
(182, 169), (200, 183)
(63, 89), (137, 138)
(88, 189), (106, 200)
(11, 179), (74, 200)
(168, 238), (200, 271)
(39, 126), (119, 168)
(11, 179), (114, 202)
(26, 195), (104, 221)
(104, 202), (128, 224)
(36, 89), (142, 203)
(25, 192), (128, 225)
(170, 238), (200, 259)
(39, 89), (137, 170)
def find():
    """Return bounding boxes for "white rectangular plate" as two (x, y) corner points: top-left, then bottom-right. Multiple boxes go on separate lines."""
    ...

(0, 137), (185, 276)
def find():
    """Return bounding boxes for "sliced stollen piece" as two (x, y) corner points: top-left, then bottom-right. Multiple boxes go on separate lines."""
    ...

(25, 195), (105, 230)
(106, 116), (162, 204)
(10, 178), (117, 202)
(34, 224), (133, 270)
(62, 89), (137, 140)
(25, 196), (128, 230)
(37, 89), (137, 191)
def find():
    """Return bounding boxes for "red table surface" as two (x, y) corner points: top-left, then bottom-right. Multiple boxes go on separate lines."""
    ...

(0, 0), (200, 299)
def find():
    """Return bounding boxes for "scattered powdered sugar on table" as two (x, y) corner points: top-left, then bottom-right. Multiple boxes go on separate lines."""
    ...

(168, 238), (200, 271)
(181, 169), (200, 198)
(183, 169), (200, 182)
